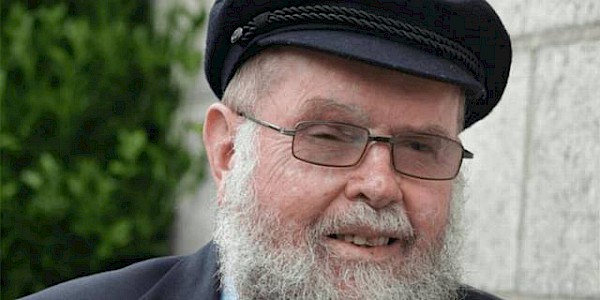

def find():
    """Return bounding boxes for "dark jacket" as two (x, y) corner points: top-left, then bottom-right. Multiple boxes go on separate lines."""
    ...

(22, 242), (501, 300)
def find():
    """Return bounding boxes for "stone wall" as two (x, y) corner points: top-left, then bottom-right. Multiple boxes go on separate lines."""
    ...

(460, 1), (600, 299)
(172, 1), (600, 299)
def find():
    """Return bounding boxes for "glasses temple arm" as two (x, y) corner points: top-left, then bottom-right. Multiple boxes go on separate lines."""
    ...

(239, 113), (296, 136)
(462, 149), (474, 159)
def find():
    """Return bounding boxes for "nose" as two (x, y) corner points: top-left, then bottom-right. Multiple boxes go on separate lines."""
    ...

(344, 142), (403, 209)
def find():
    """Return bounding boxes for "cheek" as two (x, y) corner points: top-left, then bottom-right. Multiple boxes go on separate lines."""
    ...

(254, 141), (345, 223)
(403, 182), (452, 239)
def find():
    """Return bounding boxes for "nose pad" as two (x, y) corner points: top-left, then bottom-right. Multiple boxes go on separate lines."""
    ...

(345, 143), (402, 209)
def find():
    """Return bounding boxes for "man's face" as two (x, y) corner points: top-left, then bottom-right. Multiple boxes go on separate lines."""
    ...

(214, 48), (464, 299)
(253, 48), (462, 257)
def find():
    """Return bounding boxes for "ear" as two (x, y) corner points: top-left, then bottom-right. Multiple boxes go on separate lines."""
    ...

(203, 103), (238, 187)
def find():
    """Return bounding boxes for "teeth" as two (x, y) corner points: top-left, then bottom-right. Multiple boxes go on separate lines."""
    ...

(334, 234), (391, 247)
(344, 235), (353, 243)
(353, 236), (366, 245)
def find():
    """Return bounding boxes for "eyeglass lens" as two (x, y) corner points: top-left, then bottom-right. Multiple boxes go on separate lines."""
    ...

(291, 122), (463, 180)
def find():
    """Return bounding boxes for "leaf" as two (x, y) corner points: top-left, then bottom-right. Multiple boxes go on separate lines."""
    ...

(39, 153), (60, 176)
(0, 69), (7, 104)
(108, 160), (138, 178)
(0, 133), (21, 151)
(117, 129), (148, 161)
(21, 170), (43, 190)
(1, 181), (19, 200)
(1, 1), (206, 298)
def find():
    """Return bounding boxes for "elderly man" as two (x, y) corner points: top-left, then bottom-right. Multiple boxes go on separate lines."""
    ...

(24, 0), (511, 299)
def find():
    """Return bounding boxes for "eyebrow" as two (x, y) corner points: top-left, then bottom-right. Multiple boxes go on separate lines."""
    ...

(295, 97), (370, 125)
(394, 124), (453, 138)
(296, 97), (455, 138)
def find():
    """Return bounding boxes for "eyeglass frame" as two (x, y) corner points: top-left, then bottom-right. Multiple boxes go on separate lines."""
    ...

(238, 112), (473, 180)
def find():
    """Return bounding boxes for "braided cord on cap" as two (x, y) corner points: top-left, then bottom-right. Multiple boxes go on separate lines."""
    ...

(236, 5), (484, 82)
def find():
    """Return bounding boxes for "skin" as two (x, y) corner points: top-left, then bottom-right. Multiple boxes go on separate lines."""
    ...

(204, 47), (463, 265)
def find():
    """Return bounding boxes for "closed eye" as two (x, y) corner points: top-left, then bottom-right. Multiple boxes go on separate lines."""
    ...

(395, 138), (440, 154)
(408, 141), (433, 152)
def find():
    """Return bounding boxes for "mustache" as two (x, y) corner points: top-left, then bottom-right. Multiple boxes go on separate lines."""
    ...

(309, 201), (415, 242)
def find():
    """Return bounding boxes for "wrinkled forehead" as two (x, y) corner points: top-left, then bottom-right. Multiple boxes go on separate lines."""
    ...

(252, 48), (464, 135)
(251, 46), (465, 97)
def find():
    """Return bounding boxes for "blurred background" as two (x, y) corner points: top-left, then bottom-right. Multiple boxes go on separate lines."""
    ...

(2, 0), (599, 299)
(1, 1), (205, 298)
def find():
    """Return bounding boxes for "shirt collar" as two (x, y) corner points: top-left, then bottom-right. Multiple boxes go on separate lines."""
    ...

(220, 275), (238, 300)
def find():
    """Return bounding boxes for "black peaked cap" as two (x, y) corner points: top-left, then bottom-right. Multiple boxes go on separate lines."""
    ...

(205, 0), (512, 129)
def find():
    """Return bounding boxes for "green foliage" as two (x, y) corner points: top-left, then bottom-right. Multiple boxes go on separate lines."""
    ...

(1, 1), (205, 298)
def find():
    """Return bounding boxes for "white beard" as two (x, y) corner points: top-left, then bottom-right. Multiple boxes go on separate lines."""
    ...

(214, 121), (465, 300)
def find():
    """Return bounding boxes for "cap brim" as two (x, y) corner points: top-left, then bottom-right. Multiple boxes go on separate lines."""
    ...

(256, 29), (485, 99)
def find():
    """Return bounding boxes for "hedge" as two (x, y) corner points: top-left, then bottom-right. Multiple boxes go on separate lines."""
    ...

(0, 1), (204, 298)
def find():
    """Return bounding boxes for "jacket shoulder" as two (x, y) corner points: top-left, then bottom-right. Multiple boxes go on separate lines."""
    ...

(459, 285), (504, 300)
(21, 255), (183, 300)
(21, 242), (220, 300)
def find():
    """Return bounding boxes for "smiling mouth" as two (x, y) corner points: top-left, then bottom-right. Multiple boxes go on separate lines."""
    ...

(327, 234), (398, 247)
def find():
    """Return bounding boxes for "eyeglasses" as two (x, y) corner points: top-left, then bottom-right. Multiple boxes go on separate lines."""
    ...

(240, 113), (473, 180)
